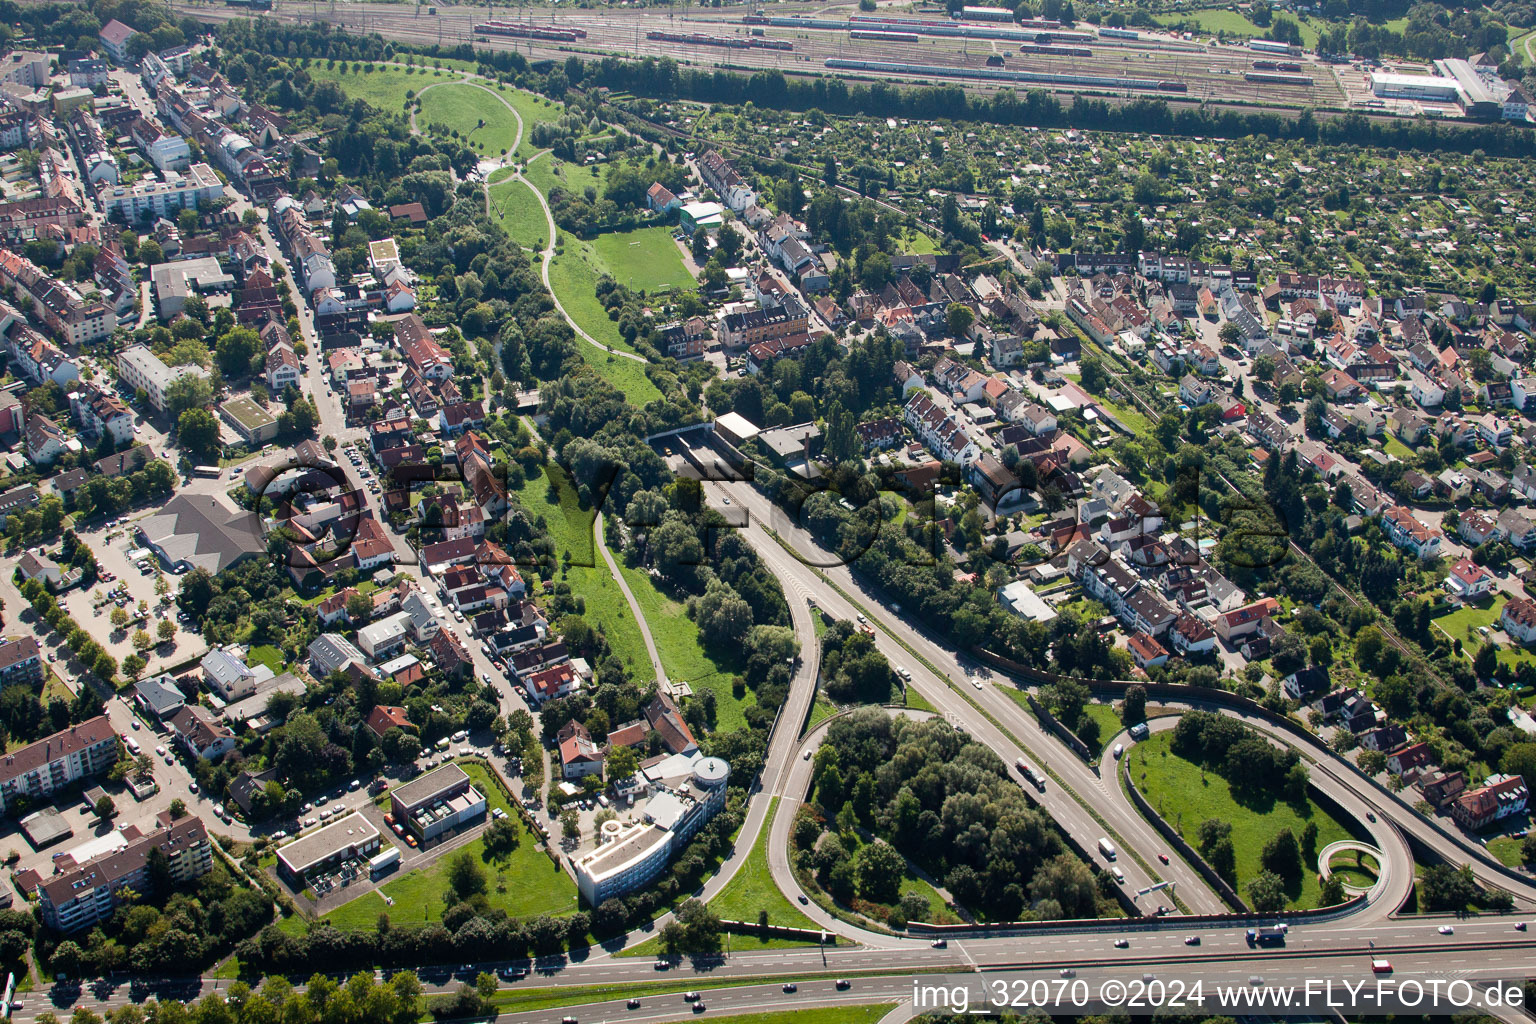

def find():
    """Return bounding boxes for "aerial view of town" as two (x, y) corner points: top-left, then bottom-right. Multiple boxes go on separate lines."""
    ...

(0, 0), (1532, 1020)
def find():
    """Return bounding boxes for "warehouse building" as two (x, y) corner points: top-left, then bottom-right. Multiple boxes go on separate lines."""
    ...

(390, 763), (486, 842)
(275, 812), (381, 886)
(1436, 58), (1501, 118)
(1370, 71), (1461, 103)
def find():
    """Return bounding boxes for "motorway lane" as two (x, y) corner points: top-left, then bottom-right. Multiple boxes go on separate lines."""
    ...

(707, 479), (1227, 915)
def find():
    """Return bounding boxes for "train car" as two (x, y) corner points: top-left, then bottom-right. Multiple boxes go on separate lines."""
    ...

(1018, 18), (1062, 29)
(742, 14), (770, 24)
(1019, 43), (1093, 56)
(474, 21), (586, 41)
(646, 30), (791, 51)
(1244, 70), (1310, 84)
(824, 56), (1179, 91)
(1252, 59), (1277, 70)
(1031, 29), (1096, 43)
(1098, 26), (1139, 39)
(1249, 37), (1302, 56)
(850, 29), (922, 41)
(1276, 61), (1302, 71)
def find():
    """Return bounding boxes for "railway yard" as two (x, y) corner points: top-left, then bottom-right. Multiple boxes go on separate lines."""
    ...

(170, 0), (1365, 113)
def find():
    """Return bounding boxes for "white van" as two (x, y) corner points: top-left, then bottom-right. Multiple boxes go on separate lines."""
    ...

(124, 736), (141, 755)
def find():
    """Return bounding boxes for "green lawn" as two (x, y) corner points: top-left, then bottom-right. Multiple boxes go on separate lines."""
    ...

(1433, 593), (1536, 672)
(325, 761), (577, 927)
(1080, 702), (1124, 759)
(589, 227), (696, 295)
(511, 468), (652, 680)
(548, 237), (646, 357)
(497, 86), (564, 160)
(1126, 730), (1353, 910)
(902, 687), (938, 714)
(248, 644), (285, 674)
(316, 761), (578, 931)
(899, 229), (940, 255)
(417, 81), (522, 156)
(807, 697), (838, 731)
(487, 169), (550, 252)
(305, 64), (428, 115)
(1512, 25), (1536, 63)
(1380, 433), (1415, 460)
(707, 798), (822, 933)
(1326, 849), (1380, 888)
(619, 566), (751, 732)
(1487, 836), (1529, 868)
(1151, 8), (1320, 47)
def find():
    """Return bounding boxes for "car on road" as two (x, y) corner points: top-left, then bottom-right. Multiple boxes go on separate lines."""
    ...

(1516, 922), (1528, 931)
(626, 998), (640, 1008)
(683, 992), (700, 1002)
(1438, 925), (1454, 935)
(1249, 976), (1264, 986)
(1367, 812), (1376, 822)
(803, 750), (812, 760)
(189, 782), (198, 793)
(561, 1017), (577, 1024)
(1184, 936), (1200, 945)
(155, 746), (166, 757)
(722, 497), (730, 505)
(798, 895), (808, 904)
(1113, 743), (1124, 759)
(304, 818), (317, 828)
(692, 1004), (705, 1014)
(271, 831), (287, 840)
(782, 984), (796, 993)
(1158, 853), (1169, 864)
(931, 939), (946, 948)
(405, 834), (418, 847)
(1113, 939), (1129, 948)
(835, 980), (850, 990)
(130, 720), (139, 730)
(653, 961), (670, 971)
(164, 755), (174, 765)
(971, 677), (983, 690)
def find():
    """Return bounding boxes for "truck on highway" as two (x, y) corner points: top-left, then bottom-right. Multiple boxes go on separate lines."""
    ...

(1246, 924), (1288, 946)
(1015, 759), (1045, 791)
(1098, 837), (1116, 860)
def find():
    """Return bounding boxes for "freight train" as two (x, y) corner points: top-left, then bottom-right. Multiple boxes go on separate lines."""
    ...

(473, 21), (588, 41)
(646, 30), (793, 51)
(824, 57), (1185, 91)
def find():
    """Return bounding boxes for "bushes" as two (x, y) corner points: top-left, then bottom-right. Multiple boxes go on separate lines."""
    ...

(1171, 710), (1309, 802)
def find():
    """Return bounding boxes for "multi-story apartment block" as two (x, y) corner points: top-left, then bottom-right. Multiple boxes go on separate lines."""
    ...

(34, 816), (213, 932)
(117, 344), (212, 414)
(0, 196), (84, 243)
(70, 386), (135, 445)
(0, 636), (43, 689)
(0, 249), (112, 345)
(0, 716), (118, 816)
(99, 163), (223, 223)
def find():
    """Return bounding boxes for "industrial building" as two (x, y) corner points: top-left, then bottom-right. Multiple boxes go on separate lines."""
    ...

(1436, 58), (1501, 118)
(390, 763), (487, 842)
(573, 754), (729, 906)
(960, 6), (1015, 21)
(1369, 71), (1460, 103)
(275, 812), (382, 886)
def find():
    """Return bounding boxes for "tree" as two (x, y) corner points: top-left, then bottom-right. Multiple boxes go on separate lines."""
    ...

(446, 850), (487, 898)
(1319, 874), (1346, 906)
(607, 744), (638, 782)
(853, 840), (904, 904)
(1473, 642), (1497, 681)
(1218, 321), (1242, 348)
(94, 795), (116, 820)
(1247, 870), (1287, 912)
(156, 620), (175, 643)
(1028, 853), (1099, 918)
(1259, 828), (1302, 881)
(177, 408), (220, 459)
(561, 807), (580, 842)
(131, 630), (154, 653)
(168, 798), (187, 820)
(110, 607), (129, 630)
(1121, 685), (1147, 725)
(946, 301), (974, 338)
(50, 940), (85, 978)
(481, 818), (520, 860)
(1521, 832), (1536, 867)
(163, 374), (214, 418)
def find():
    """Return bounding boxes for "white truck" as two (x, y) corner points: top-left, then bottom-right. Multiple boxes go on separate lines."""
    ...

(1098, 837), (1117, 861)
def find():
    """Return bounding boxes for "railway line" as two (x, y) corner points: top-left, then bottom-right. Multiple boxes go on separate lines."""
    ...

(172, 0), (1345, 109)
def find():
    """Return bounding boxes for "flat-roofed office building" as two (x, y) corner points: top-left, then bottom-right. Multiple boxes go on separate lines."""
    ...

(390, 763), (486, 841)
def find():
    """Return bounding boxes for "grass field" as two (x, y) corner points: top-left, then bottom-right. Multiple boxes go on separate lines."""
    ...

(1326, 848), (1380, 888)
(305, 64), (433, 114)
(1433, 593), (1536, 672)
(1151, 8), (1320, 47)
(1126, 730), (1352, 910)
(706, 798), (823, 936)
(512, 467), (652, 681)
(497, 87), (564, 160)
(899, 229), (940, 255)
(618, 566), (751, 732)
(1512, 26), (1536, 63)
(590, 227), (695, 295)
(807, 697), (838, 731)
(548, 237), (646, 357)
(318, 761), (577, 931)
(1487, 836), (1529, 868)
(488, 168), (550, 252)
(417, 81), (521, 155)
